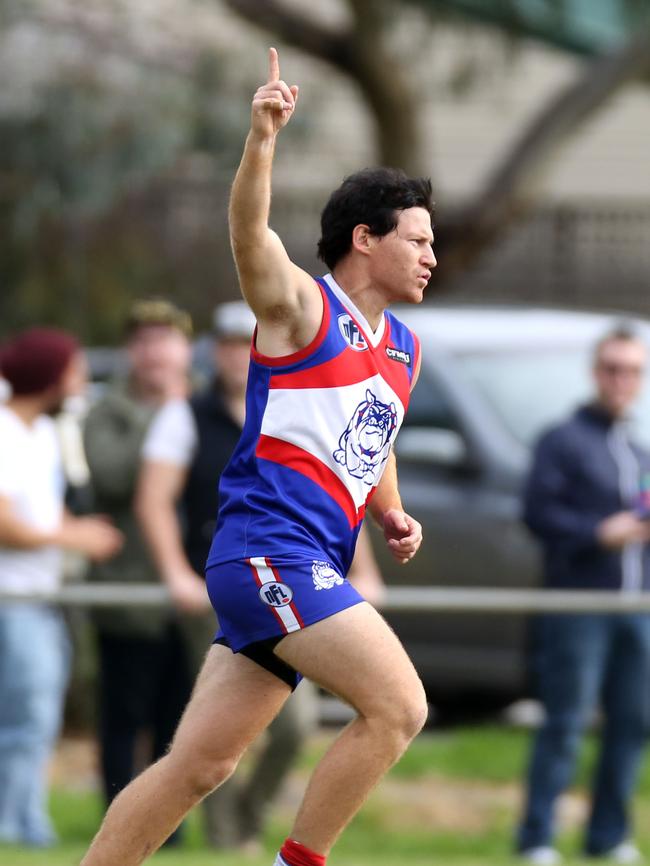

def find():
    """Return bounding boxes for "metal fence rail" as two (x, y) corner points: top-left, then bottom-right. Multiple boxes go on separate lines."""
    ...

(3, 584), (650, 613)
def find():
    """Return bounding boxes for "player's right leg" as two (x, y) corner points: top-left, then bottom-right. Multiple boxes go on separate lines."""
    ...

(79, 643), (291, 866)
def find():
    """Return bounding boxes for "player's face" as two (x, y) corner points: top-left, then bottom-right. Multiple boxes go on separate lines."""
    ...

(370, 207), (436, 304)
(594, 339), (646, 418)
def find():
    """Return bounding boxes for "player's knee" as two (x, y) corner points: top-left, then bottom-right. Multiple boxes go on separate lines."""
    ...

(375, 683), (428, 747)
(396, 686), (429, 742)
(194, 755), (239, 798)
(173, 752), (240, 799)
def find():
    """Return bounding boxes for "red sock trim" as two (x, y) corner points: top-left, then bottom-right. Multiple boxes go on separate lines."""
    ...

(280, 837), (326, 866)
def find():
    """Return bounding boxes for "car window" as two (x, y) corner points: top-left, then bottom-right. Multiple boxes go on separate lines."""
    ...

(458, 348), (650, 448)
(403, 371), (461, 433)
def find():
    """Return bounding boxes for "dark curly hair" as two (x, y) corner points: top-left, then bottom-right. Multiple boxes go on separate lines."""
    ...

(317, 167), (434, 270)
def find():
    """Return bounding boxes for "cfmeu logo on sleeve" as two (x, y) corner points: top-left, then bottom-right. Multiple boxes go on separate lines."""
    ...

(259, 582), (294, 607)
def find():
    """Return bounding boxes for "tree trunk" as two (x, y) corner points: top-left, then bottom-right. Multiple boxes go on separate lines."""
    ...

(222, 0), (426, 174)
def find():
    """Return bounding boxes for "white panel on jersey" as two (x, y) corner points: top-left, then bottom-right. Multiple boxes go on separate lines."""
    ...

(261, 374), (405, 510)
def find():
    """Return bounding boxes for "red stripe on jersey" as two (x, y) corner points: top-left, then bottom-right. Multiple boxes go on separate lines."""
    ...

(251, 282), (331, 368)
(256, 435), (365, 529)
(269, 321), (411, 408)
(267, 559), (305, 628)
(269, 344), (377, 391)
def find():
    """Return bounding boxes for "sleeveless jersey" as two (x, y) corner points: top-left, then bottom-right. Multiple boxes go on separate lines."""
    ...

(207, 274), (420, 576)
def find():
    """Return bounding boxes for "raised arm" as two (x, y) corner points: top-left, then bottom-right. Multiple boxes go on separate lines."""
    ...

(229, 47), (322, 358)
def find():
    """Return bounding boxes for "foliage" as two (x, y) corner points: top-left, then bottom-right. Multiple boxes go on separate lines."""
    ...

(412, 0), (650, 55)
(0, 1), (257, 341)
(2, 0), (650, 339)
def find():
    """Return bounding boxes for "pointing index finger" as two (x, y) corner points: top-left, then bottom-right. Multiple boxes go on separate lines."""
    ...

(268, 46), (280, 83)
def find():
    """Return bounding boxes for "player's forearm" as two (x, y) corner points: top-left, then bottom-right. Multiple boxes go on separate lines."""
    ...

(368, 451), (403, 526)
(229, 131), (276, 260)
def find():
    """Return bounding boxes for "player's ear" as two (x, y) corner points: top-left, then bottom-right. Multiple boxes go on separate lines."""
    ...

(351, 224), (373, 256)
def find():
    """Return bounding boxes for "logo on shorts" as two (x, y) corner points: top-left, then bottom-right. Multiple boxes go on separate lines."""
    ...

(338, 314), (368, 352)
(312, 560), (344, 591)
(259, 582), (294, 607)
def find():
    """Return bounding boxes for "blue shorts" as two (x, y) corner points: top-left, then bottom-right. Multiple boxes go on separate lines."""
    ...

(205, 556), (364, 685)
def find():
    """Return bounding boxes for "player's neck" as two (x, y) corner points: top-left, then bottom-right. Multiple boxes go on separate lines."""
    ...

(330, 264), (386, 332)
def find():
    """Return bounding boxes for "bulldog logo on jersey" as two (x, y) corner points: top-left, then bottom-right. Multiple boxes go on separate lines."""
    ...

(338, 314), (368, 352)
(333, 389), (398, 485)
(312, 560), (344, 591)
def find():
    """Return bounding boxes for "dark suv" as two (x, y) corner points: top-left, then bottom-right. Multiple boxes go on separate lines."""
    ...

(372, 306), (650, 713)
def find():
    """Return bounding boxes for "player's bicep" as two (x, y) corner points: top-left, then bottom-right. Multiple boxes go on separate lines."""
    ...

(234, 228), (319, 324)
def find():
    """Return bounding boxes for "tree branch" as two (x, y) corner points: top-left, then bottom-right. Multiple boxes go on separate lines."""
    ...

(222, 0), (353, 69)
(434, 28), (650, 281)
(223, 0), (425, 173)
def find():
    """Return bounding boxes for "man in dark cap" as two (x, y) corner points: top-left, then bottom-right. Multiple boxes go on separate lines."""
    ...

(0, 328), (122, 847)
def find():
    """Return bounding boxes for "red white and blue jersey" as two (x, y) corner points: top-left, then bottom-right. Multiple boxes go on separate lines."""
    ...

(207, 274), (420, 576)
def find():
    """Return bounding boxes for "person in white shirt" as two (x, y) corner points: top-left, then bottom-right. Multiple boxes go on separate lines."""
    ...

(0, 328), (122, 848)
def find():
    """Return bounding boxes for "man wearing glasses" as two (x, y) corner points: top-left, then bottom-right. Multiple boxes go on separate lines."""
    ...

(517, 326), (650, 865)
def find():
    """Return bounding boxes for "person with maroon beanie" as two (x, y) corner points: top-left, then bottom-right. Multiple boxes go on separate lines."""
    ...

(0, 328), (122, 848)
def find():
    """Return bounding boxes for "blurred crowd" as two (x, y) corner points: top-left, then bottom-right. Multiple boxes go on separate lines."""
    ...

(1, 304), (650, 863)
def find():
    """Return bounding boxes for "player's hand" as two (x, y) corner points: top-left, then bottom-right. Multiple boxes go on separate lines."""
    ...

(166, 570), (212, 614)
(251, 47), (299, 139)
(382, 508), (422, 564)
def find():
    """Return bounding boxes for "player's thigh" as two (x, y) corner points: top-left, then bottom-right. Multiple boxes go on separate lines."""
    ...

(274, 602), (426, 722)
(170, 643), (291, 766)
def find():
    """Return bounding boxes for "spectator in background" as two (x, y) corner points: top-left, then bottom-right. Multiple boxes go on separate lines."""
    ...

(83, 300), (194, 817)
(517, 327), (650, 865)
(136, 301), (385, 852)
(0, 328), (122, 847)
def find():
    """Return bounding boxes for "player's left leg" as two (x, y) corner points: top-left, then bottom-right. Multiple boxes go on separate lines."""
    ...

(272, 601), (428, 862)
(79, 643), (291, 866)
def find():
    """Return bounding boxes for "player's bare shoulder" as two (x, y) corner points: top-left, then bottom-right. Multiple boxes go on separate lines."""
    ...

(253, 256), (324, 359)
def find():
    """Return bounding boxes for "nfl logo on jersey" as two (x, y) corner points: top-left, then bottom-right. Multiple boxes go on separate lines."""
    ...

(338, 314), (367, 352)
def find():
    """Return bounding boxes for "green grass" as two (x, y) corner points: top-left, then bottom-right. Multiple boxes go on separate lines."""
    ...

(2, 727), (650, 866)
